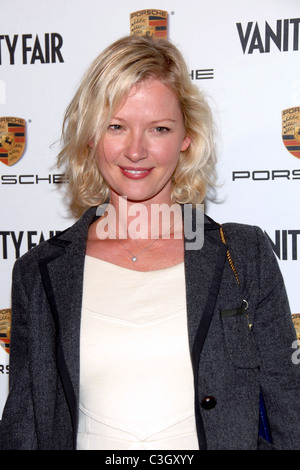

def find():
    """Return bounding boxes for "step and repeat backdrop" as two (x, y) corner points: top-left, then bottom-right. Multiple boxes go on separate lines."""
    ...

(0, 0), (300, 415)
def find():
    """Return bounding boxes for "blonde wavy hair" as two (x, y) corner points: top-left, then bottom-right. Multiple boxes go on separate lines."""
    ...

(57, 35), (216, 216)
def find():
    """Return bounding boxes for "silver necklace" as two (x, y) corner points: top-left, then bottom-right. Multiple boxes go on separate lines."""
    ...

(108, 224), (175, 262)
(117, 238), (160, 262)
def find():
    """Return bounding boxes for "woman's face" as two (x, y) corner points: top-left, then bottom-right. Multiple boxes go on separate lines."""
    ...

(94, 77), (191, 206)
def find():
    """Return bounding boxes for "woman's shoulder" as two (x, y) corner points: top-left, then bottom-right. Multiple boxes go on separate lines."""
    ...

(204, 214), (274, 261)
(204, 212), (265, 244)
(221, 221), (264, 242)
(14, 207), (97, 268)
(218, 220), (277, 273)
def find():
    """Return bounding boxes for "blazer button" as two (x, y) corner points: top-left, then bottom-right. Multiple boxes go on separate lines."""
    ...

(201, 396), (217, 410)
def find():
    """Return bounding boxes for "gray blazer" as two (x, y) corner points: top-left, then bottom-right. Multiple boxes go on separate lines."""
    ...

(0, 206), (299, 450)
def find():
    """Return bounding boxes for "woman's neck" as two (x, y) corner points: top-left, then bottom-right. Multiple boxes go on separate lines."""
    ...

(98, 196), (183, 241)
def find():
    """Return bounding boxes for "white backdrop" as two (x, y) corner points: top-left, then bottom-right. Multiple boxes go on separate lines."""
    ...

(1, 0), (299, 415)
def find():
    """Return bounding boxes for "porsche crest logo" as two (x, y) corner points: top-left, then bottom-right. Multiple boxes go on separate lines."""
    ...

(0, 309), (11, 354)
(282, 107), (300, 159)
(0, 117), (26, 166)
(130, 9), (168, 38)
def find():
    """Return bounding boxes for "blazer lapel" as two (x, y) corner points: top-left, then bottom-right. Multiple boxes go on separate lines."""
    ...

(184, 213), (227, 354)
(37, 207), (98, 447)
(184, 212), (228, 449)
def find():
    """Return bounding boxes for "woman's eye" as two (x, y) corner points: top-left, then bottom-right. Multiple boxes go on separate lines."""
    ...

(108, 124), (122, 131)
(154, 126), (170, 133)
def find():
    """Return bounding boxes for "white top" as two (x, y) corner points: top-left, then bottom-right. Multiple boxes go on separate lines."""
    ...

(77, 256), (198, 450)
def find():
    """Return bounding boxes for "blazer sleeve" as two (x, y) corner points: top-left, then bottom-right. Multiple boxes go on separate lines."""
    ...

(0, 259), (37, 449)
(251, 226), (300, 449)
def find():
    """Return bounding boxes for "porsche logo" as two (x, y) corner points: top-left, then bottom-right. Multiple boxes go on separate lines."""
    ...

(282, 107), (300, 159)
(130, 9), (168, 38)
(0, 117), (26, 166)
(0, 309), (11, 354)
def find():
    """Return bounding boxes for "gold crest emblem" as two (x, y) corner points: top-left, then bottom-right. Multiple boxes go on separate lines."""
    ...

(130, 9), (168, 38)
(0, 117), (26, 166)
(295, 124), (300, 142)
(0, 308), (11, 354)
(282, 107), (300, 158)
(292, 314), (300, 343)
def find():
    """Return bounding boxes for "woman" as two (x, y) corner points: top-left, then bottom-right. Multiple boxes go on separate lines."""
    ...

(0, 35), (299, 450)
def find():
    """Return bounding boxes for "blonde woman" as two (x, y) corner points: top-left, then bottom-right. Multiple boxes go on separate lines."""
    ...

(0, 35), (299, 450)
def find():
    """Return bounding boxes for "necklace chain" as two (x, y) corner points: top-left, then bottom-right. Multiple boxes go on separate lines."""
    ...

(107, 224), (175, 262)
(118, 238), (160, 262)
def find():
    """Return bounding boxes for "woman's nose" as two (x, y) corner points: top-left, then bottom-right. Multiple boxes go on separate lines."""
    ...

(124, 132), (147, 162)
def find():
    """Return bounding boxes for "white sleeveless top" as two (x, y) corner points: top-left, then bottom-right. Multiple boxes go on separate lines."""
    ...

(77, 256), (198, 450)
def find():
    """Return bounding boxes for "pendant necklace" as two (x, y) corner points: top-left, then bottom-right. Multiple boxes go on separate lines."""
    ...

(118, 238), (160, 262)
(108, 224), (175, 262)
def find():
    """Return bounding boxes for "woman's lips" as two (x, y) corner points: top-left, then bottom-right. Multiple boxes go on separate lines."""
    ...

(119, 167), (153, 180)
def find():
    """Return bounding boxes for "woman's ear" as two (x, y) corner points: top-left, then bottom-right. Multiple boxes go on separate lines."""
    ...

(88, 140), (94, 148)
(181, 134), (192, 152)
